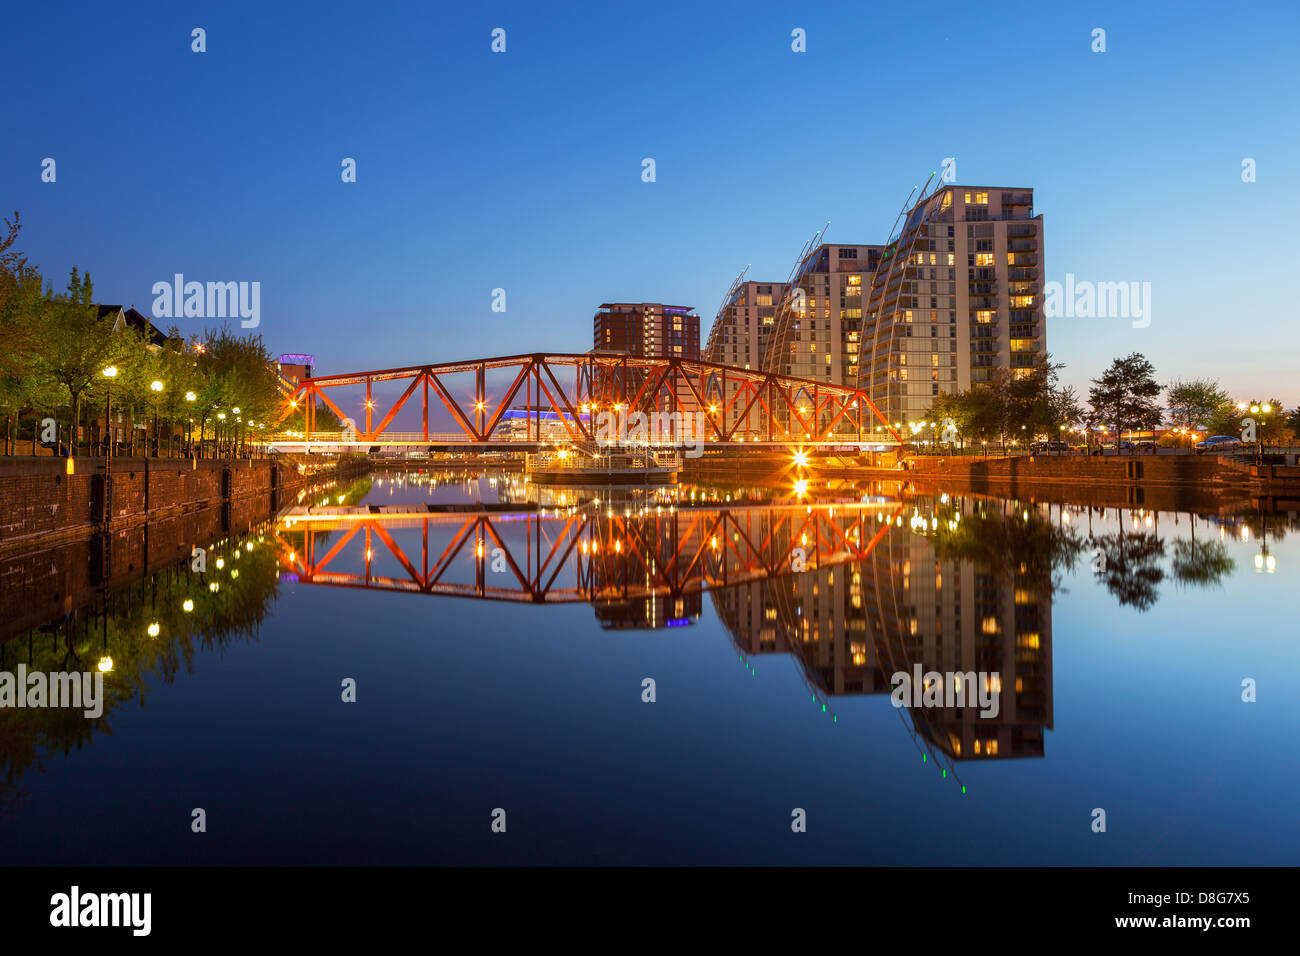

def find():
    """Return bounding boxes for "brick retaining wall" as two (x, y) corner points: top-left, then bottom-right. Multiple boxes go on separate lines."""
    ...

(0, 456), (365, 553)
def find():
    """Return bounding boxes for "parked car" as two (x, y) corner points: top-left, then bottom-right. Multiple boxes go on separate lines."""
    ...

(1194, 435), (1243, 454)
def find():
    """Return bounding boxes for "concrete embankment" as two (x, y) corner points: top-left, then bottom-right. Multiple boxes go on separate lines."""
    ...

(0, 455), (368, 556)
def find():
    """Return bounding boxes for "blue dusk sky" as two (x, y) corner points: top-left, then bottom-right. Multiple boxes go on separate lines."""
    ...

(2, 0), (1297, 402)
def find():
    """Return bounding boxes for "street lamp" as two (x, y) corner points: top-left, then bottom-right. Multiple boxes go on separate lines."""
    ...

(150, 380), (164, 457)
(184, 391), (196, 457)
(101, 366), (118, 458)
(1248, 402), (1271, 462)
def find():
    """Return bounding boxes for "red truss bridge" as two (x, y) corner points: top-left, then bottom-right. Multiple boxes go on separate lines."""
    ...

(273, 500), (905, 605)
(263, 352), (903, 450)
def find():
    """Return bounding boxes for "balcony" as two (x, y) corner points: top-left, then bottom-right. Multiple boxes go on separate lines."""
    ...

(1002, 192), (1032, 205)
(1007, 224), (1037, 238)
(1008, 239), (1037, 252)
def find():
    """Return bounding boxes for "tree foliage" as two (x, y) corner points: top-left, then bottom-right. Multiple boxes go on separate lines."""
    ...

(1088, 353), (1162, 448)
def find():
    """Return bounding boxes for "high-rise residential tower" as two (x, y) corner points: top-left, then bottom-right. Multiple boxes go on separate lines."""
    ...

(762, 243), (885, 387)
(593, 302), (700, 360)
(860, 186), (1045, 425)
(703, 280), (787, 370)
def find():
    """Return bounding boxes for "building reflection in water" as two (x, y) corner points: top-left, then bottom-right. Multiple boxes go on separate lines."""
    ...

(713, 494), (1079, 764)
(1, 466), (1277, 813)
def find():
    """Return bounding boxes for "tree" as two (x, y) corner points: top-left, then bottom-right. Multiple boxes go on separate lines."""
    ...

(1007, 353), (1068, 440)
(31, 268), (143, 454)
(187, 326), (280, 455)
(1088, 353), (1162, 452)
(1052, 383), (1084, 432)
(0, 213), (48, 433)
(1165, 378), (1230, 444)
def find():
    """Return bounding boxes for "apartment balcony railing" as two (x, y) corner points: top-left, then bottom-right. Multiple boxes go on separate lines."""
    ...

(1007, 224), (1038, 237)
(1008, 239), (1038, 252)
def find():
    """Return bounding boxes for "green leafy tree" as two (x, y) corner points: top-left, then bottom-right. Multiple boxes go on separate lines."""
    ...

(0, 213), (48, 432)
(32, 269), (143, 454)
(1088, 353), (1162, 452)
(1165, 378), (1231, 444)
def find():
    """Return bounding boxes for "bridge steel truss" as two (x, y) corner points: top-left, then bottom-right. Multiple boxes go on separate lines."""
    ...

(273, 501), (905, 604)
(284, 352), (903, 446)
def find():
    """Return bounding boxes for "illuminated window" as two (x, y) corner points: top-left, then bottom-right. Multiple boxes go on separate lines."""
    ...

(1010, 296), (1034, 308)
(1017, 632), (1040, 649)
(975, 253), (994, 267)
(981, 616), (999, 634)
(947, 253), (955, 266)
(975, 310), (995, 323)
(940, 191), (952, 211)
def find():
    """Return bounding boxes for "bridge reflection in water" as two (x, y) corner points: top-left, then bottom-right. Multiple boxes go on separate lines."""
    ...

(272, 490), (1063, 782)
(273, 500), (904, 607)
(5, 463), (1283, 826)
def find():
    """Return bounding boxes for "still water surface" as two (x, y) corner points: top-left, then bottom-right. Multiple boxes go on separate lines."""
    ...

(1, 470), (1296, 865)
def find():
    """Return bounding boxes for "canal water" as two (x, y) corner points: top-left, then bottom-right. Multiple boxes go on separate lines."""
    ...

(1, 470), (1296, 865)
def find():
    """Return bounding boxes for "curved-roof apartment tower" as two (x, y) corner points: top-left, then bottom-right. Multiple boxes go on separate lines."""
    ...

(861, 185), (1045, 428)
